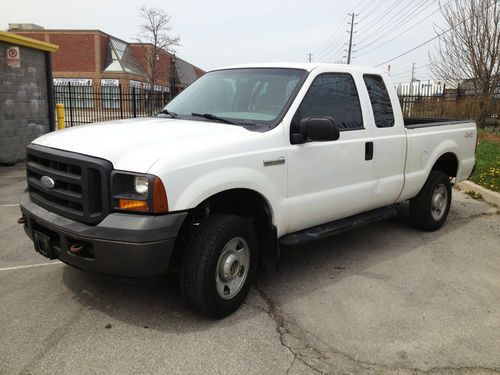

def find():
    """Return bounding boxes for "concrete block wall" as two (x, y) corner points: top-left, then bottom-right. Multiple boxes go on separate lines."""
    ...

(0, 42), (50, 164)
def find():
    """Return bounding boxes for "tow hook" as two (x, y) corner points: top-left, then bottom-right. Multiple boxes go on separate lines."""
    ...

(69, 243), (84, 254)
(17, 217), (26, 224)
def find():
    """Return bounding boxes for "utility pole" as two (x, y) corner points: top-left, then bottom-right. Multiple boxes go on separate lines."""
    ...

(307, 53), (313, 63)
(346, 13), (357, 64)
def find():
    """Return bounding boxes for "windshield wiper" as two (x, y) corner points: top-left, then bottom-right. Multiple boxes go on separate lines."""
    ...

(191, 112), (237, 125)
(158, 109), (178, 118)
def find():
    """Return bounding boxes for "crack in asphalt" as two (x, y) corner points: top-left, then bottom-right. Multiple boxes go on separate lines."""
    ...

(20, 306), (84, 374)
(420, 367), (500, 374)
(286, 356), (296, 375)
(252, 283), (500, 375)
(250, 285), (325, 374)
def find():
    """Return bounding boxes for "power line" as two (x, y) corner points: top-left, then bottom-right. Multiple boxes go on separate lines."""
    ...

(391, 65), (425, 77)
(357, 0), (435, 48)
(321, 15), (358, 63)
(353, 0), (373, 13)
(357, 0), (387, 20)
(357, 0), (431, 46)
(374, 0), (498, 67)
(316, 15), (348, 57)
(315, 0), (387, 62)
(356, 3), (442, 57)
(318, 17), (349, 60)
(315, 0), (380, 60)
(358, 0), (416, 33)
(326, 43), (346, 62)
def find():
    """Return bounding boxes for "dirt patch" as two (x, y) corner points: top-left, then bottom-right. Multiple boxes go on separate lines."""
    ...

(478, 131), (500, 144)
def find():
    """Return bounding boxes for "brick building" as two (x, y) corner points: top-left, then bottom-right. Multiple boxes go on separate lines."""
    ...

(9, 24), (204, 95)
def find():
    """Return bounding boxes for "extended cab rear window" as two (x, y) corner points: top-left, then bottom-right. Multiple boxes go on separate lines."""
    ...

(363, 74), (395, 128)
(295, 73), (363, 130)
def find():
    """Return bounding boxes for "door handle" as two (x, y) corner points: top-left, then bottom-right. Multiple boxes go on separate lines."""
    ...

(365, 142), (373, 160)
(263, 157), (286, 167)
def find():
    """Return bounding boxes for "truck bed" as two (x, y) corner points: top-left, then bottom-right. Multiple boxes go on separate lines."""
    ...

(404, 117), (472, 129)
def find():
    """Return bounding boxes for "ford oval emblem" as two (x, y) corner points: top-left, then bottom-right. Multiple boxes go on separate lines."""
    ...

(40, 176), (55, 189)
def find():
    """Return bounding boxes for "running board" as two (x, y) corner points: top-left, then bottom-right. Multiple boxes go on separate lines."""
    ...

(279, 205), (398, 247)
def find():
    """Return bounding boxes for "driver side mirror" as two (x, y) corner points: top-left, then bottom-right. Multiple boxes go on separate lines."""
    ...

(292, 117), (340, 144)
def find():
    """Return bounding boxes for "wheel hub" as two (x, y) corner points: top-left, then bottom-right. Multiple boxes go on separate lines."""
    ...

(215, 237), (250, 300)
(220, 253), (241, 281)
(431, 184), (448, 221)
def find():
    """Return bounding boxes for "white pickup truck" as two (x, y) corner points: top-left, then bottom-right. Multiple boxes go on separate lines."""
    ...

(19, 63), (476, 318)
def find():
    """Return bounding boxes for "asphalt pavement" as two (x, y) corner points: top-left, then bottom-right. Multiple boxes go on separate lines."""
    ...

(0, 164), (499, 375)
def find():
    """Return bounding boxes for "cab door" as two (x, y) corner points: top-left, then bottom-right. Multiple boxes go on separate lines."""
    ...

(362, 74), (406, 205)
(285, 71), (378, 233)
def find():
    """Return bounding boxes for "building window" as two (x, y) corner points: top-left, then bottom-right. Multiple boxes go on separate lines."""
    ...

(53, 79), (94, 109)
(101, 79), (120, 109)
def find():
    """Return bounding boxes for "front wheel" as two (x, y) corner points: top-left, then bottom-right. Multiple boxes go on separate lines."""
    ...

(409, 171), (452, 231)
(180, 214), (258, 318)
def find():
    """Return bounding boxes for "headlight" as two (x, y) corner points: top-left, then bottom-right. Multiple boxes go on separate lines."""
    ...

(134, 176), (149, 195)
(111, 172), (168, 214)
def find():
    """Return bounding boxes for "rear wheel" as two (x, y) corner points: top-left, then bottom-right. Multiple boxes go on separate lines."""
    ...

(180, 214), (258, 318)
(409, 171), (452, 231)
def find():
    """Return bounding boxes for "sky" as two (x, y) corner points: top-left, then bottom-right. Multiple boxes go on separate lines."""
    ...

(2, 0), (447, 83)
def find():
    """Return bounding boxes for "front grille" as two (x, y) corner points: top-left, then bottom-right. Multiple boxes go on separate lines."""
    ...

(26, 144), (113, 225)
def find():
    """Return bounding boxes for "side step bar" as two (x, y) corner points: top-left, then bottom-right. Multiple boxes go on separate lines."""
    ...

(279, 205), (398, 247)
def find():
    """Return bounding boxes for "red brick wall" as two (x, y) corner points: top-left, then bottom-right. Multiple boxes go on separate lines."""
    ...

(11, 30), (203, 85)
(156, 51), (171, 85)
(48, 33), (96, 72)
(129, 44), (171, 86)
(14, 32), (46, 42)
(129, 44), (149, 77)
(99, 34), (109, 71)
(194, 67), (205, 78)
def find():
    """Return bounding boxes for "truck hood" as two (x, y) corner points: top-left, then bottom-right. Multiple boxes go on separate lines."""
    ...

(32, 118), (257, 172)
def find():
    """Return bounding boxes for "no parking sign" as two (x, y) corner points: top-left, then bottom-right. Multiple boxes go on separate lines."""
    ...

(7, 46), (20, 68)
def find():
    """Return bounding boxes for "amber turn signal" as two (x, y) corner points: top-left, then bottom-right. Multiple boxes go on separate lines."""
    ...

(118, 199), (149, 212)
(152, 176), (169, 213)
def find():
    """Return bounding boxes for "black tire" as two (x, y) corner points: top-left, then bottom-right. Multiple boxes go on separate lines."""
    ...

(409, 170), (452, 231)
(180, 214), (258, 318)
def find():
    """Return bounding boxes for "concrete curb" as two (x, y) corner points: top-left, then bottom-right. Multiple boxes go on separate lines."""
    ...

(456, 180), (500, 207)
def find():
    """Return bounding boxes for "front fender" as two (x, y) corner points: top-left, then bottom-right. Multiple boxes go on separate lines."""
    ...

(160, 165), (288, 236)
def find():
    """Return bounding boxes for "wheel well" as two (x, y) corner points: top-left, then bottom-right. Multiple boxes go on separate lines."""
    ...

(201, 189), (274, 222)
(432, 153), (458, 177)
(171, 189), (279, 272)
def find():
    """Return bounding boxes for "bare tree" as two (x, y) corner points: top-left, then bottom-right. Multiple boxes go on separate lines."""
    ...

(136, 5), (180, 87)
(429, 0), (500, 127)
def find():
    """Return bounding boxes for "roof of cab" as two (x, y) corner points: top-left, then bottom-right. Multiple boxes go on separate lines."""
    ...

(212, 62), (386, 74)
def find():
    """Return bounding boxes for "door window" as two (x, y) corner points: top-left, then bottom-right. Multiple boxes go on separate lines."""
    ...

(295, 73), (363, 130)
(363, 74), (395, 128)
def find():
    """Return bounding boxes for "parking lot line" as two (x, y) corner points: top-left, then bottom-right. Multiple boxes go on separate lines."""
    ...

(0, 204), (20, 207)
(0, 262), (62, 272)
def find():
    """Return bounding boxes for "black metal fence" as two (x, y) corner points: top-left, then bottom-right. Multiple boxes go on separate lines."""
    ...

(54, 82), (499, 130)
(397, 83), (499, 130)
(396, 82), (446, 118)
(399, 92), (447, 118)
(54, 83), (171, 127)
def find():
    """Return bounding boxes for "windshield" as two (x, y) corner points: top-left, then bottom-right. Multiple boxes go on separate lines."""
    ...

(163, 68), (306, 126)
